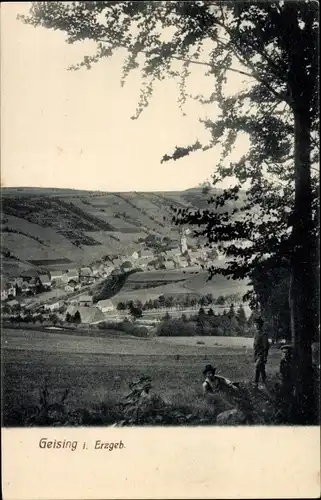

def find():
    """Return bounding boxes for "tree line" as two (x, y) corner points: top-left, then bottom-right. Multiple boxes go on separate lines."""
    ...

(157, 304), (255, 338)
(116, 293), (241, 312)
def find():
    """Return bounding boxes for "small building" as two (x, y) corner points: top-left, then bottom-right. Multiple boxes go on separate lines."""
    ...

(65, 284), (75, 293)
(174, 256), (188, 268)
(65, 306), (105, 325)
(164, 249), (178, 259)
(50, 270), (64, 282)
(39, 274), (51, 288)
(78, 295), (93, 307)
(112, 258), (123, 268)
(10, 277), (22, 287)
(96, 299), (115, 314)
(79, 267), (93, 280)
(7, 284), (17, 297)
(61, 269), (79, 283)
(131, 251), (139, 260)
(1, 281), (9, 301)
(164, 260), (175, 270)
(7, 299), (20, 309)
(168, 248), (181, 257)
(139, 249), (154, 260)
(45, 301), (63, 312)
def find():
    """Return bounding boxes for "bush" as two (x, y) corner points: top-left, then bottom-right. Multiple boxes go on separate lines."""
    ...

(97, 320), (149, 337)
(157, 318), (196, 337)
(121, 321), (149, 337)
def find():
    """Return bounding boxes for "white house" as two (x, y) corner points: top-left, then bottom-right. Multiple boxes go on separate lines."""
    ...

(61, 269), (79, 283)
(45, 301), (63, 312)
(131, 251), (139, 260)
(39, 274), (51, 288)
(65, 305), (105, 324)
(1, 281), (8, 301)
(112, 258), (123, 268)
(96, 299), (115, 314)
(78, 295), (93, 307)
(165, 248), (180, 259)
(174, 256), (188, 268)
(50, 270), (64, 282)
(7, 299), (20, 308)
(5, 281), (17, 297)
(139, 249), (154, 260)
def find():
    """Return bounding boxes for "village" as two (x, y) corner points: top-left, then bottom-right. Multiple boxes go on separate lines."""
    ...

(1, 232), (226, 327)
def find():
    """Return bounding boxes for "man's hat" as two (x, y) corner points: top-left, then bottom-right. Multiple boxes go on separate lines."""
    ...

(280, 344), (293, 351)
(203, 364), (216, 375)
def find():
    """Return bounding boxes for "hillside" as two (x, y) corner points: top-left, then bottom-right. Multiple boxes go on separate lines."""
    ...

(1, 186), (243, 276)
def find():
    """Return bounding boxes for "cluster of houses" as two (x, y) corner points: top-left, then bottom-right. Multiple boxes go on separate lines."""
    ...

(0, 262), (116, 303)
(130, 246), (211, 270)
(1, 242), (220, 325)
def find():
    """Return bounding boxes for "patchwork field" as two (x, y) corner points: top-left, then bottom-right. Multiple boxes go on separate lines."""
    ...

(1, 186), (244, 273)
(2, 328), (281, 426)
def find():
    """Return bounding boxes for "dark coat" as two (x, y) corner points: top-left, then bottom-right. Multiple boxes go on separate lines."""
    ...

(254, 333), (269, 362)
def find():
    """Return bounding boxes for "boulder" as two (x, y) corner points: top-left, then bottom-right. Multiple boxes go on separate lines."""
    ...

(216, 408), (247, 425)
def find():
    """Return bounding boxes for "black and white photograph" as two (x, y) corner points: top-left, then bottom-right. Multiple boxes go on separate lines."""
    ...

(1, 0), (320, 435)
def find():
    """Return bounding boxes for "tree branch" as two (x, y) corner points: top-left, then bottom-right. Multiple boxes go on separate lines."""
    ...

(212, 22), (290, 104)
(96, 37), (288, 104)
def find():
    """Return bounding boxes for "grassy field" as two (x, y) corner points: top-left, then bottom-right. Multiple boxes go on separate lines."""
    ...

(2, 328), (281, 426)
(114, 269), (249, 304)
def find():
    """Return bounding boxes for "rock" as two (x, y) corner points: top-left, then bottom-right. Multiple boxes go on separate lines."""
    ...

(216, 408), (247, 425)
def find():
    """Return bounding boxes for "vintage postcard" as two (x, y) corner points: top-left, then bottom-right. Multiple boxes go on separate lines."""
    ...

(1, 2), (320, 499)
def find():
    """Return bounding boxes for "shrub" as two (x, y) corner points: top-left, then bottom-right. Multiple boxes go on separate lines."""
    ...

(97, 320), (149, 337)
(157, 318), (196, 337)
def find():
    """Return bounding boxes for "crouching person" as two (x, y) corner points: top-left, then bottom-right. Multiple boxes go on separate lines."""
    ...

(202, 364), (239, 414)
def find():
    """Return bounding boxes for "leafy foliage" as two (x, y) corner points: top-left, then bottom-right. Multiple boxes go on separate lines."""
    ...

(156, 305), (256, 338)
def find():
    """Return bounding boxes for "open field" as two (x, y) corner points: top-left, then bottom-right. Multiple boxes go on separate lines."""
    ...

(2, 328), (281, 426)
(114, 269), (249, 303)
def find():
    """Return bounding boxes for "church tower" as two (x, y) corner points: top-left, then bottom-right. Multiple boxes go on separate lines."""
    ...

(179, 228), (188, 255)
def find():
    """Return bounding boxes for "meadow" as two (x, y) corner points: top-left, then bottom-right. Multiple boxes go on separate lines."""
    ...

(2, 328), (281, 427)
(114, 269), (249, 304)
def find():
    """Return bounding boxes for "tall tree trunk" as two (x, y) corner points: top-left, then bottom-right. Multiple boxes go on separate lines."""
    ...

(289, 107), (316, 425)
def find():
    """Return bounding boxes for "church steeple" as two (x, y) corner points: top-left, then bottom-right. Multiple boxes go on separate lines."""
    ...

(179, 227), (188, 255)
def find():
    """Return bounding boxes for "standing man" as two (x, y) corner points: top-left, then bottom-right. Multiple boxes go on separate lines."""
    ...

(253, 317), (270, 389)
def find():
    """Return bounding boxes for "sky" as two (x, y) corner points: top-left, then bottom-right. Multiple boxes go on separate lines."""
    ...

(1, 2), (249, 192)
